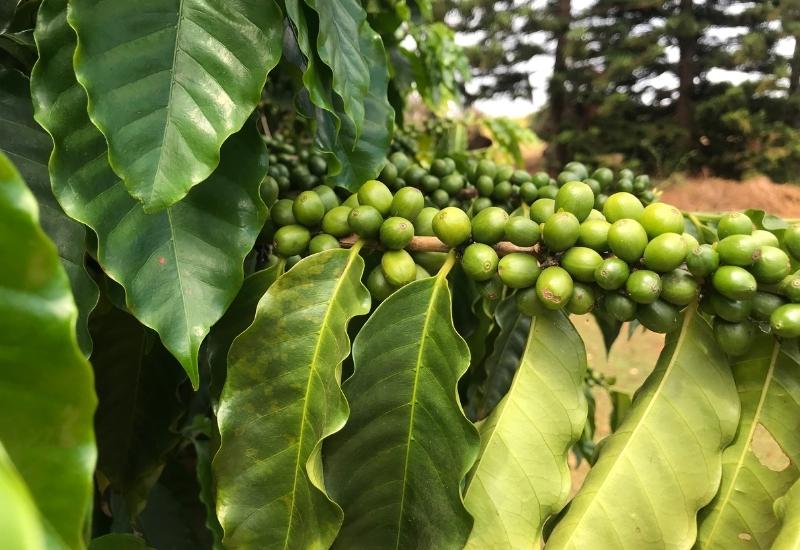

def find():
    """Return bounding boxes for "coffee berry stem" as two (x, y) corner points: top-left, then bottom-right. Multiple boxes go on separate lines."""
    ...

(337, 234), (540, 257)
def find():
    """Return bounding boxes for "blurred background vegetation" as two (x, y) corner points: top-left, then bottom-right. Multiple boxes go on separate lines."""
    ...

(367, 0), (800, 183)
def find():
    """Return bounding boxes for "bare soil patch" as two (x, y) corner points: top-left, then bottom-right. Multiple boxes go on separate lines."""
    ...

(660, 176), (800, 218)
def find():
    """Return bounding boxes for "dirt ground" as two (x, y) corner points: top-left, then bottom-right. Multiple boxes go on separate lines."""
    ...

(661, 176), (800, 218)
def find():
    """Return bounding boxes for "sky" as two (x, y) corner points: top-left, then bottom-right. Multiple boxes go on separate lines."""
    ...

(459, 0), (797, 117)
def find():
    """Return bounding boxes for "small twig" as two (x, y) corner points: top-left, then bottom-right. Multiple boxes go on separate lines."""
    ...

(338, 234), (540, 257)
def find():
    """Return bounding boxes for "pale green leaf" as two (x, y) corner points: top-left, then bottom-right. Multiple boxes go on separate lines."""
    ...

(0, 67), (98, 355)
(214, 247), (371, 549)
(0, 443), (46, 550)
(773, 478), (800, 549)
(697, 335), (800, 549)
(67, 0), (283, 211)
(31, 0), (268, 386)
(0, 152), (96, 549)
(464, 309), (588, 548)
(303, 0), (369, 138)
(324, 256), (480, 549)
(206, 260), (285, 406)
(546, 305), (740, 549)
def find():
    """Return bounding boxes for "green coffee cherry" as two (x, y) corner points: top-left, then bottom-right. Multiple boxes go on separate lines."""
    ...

(557, 171), (579, 186)
(516, 287), (547, 316)
(381, 249), (417, 287)
(604, 292), (637, 322)
(421, 175), (440, 193)
(441, 174), (465, 195)
(536, 266), (574, 310)
(592, 167), (614, 188)
(686, 244), (719, 278)
(770, 304), (800, 338)
(716, 212), (753, 239)
(538, 185), (559, 200)
(530, 198), (556, 224)
(555, 181), (594, 221)
(343, 193), (360, 208)
(532, 171), (551, 188)
(751, 291), (786, 322)
(308, 234), (340, 254)
(626, 270), (662, 304)
(710, 293), (752, 323)
(497, 253), (540, 289)
(505, 217), (540, 247)
(472, 207), (510, 245)
(561, 247), (603, 283)
(462, 243), (500, 282)
(480, 276), (505, 302)
(430, 158), (449, 178)
(321, 206), (353, 238)
(414, 207), (439, 236)
(415, 264), (431, 280)
(750, 229), (780, 248)
(713, 319), (755, 356)
(390, 151), (411, 173)
(639, 203), (684, 238)
(594, 257), (630, 290)
(780, 273), (800, 302)
(413, 251), (448, 273)
(380, 217), (414, 250)
(603, 192), (644, 222)
(472, 197), (493, 213)
(358, 179), (394, 216)
(476, 159), (497, 179)
(643, 233), (687, 272)
(751, 246), (791, 283)
(519, 182), (539, 203)
(608, 219), (648, 263)
(716, 235), (758, 267)
(367, 266), (395, 301)
(433, 207), (472, 247)
(566, 283), (596, 315)
(681, 233), (700, 252)
(660, 269), (699, 306)
(312, 185), (340, 211)
(431, 189), (450, 208)
(273, 224), (311, 257)
(784, 225), (800, 260)
(636, 300), (680, 334)
(271, 198), (296, 227)
(565, 161), (589, 180)
(476, 175), (495, 197)
(260, 176), (279, 206)
(712, 265), (757, 300)
(349, 204), (384, 237)
(578, 219), (611, 252)
(391, 187), (424, 220)
(493, 181), (513, 201)
(542, 211), (580, 251)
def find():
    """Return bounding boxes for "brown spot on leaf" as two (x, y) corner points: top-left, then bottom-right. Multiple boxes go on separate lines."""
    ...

(738, 532), (752, 541)
(158, 256), (166, 265)
(751, 423), (791, 472)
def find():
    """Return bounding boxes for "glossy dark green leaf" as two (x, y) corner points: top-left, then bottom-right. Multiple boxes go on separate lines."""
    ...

(0, 443), (46, 550)
(31, 0), (268, 386)
(321, 25), (393, 190)
(90, 300), (187, 517)
(592, 308), (622, 352)
(475, 296), (531, 420)
(89, 534), (154, 550)
(214, 247), (370, 549)
(0, 152), (96, 549)
(547, 305), (740, 549)
(303, 0), (369, 138)
(697, 335), (800, 548)
(773, 478), (800, 549)
(464, 309), (587, 548)
(67, 0), (283, 211)
(324, 256), (480, 549)
(206, 260), (285, 405)
(0, 67), (98, 355)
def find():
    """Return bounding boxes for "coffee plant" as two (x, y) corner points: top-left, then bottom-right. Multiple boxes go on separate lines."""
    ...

(1, 1), (800, 549)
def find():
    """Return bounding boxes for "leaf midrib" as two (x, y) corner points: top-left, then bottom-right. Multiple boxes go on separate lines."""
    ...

(283, 247), (360, 550)
(702, 339), (781, 544)
(554, 303), (698, 543)
(395, 269), (448, 550)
